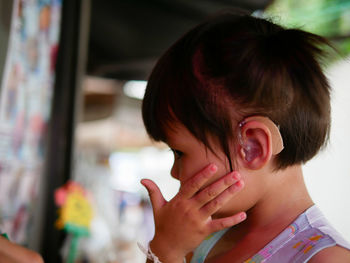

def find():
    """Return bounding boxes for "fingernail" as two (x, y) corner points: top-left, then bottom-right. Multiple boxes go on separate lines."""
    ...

(240, 212), (247, 220)
(232, 172), (240, 180)
(236, 180), (244, 188)
(210, 164), (217, 172)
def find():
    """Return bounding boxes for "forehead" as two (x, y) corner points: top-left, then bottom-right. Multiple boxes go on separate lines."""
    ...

(164, 122), (193, 145)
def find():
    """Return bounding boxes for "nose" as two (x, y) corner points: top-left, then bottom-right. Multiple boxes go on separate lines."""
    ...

(171, 165), (180, 180)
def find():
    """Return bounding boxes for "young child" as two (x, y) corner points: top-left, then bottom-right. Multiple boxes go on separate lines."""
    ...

(140, 12), (350, 263)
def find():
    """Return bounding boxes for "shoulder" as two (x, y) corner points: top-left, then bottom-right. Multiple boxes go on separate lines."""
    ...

(308, 245), (350, 263)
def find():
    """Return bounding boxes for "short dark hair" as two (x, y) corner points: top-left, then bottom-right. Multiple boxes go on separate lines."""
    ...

(142, 12), (332, 170)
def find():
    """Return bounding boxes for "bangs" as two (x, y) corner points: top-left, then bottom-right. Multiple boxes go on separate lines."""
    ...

(142, 30), (220, 145)
(142, 38), (205, 142)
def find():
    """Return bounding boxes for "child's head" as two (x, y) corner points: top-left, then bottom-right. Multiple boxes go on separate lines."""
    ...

(142, 12), (331, 178)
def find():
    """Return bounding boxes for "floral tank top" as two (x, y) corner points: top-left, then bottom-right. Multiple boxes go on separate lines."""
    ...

(190, 205), (350, 263)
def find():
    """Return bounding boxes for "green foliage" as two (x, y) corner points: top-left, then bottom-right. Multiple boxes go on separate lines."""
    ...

(265, 0), (350, 58)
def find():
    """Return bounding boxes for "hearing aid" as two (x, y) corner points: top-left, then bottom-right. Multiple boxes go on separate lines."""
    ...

(240, 138), (262, 162)
(238, 116), (284, 161)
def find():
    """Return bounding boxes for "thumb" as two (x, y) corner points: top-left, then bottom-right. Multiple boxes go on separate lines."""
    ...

(141, 179), (167, 212)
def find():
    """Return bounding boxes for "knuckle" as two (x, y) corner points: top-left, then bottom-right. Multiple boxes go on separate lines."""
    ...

(232, 217), (240, 225)
(172, 200), (183, 211)
(203, 170), (212, 179)
(176, 199), (187, 209)
(228, 184), (238, 193)
(211, 220), (227, 232)
(184, 210), (192, 219)
(188, 215), (201, 226)
(220, 220), (227, 228)
(224, 176), (234, 185)
(207, 188), (217, 197)
(190, 179), (201, 191)
(212, 198), (221, 207)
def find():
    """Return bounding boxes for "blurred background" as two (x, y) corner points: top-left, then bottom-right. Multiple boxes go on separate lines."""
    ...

(0, 0), (349, 262)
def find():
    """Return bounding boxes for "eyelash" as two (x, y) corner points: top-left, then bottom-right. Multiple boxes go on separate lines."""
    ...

(170, 148), (183, 159)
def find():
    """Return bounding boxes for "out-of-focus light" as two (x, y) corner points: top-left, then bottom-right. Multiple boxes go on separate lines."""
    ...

(109, 152), (140, 193)
(108, 148), (179, 198)
(123, 80), (147, 100)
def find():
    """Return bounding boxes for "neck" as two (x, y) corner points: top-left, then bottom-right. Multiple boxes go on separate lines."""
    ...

(243, 165), (313, 232)
(213, 165), (313, 236)
(206, 165), (314, 262)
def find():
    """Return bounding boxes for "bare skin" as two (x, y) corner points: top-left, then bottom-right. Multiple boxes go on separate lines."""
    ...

(204, 165), (314, 262)
(142, 120), (350, 263)
(142, 164), (246, 263)
(0, 236), (44, 263)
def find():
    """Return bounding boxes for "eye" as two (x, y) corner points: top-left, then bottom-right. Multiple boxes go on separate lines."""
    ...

(170, 148), (183, 159)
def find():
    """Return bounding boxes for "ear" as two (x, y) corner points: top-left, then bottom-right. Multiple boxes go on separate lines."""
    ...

(238, 120), (273, 170)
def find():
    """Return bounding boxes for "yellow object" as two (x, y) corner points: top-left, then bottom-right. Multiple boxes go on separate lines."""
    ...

(60, 192), (93, 228)
(55, 182), (93, 233)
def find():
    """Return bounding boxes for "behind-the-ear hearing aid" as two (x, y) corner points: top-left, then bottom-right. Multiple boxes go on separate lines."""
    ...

(238, 116), (284, 161)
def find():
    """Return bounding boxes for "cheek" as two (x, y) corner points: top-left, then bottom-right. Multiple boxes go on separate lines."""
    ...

(200, 164), (229, 189)
(186, 155), (230, 186)
(172, 156), (208, 183)
(216, 173), (264, 216)
(171, 148), (231, 184)
(170, 158), (199, 182)
(201, 153), (233, 187)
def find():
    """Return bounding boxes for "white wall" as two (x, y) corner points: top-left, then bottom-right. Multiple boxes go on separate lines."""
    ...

(304, 57), (350, 240)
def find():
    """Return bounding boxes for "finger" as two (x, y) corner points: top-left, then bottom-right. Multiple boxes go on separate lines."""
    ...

(209, 212), (247, 233)
(141, 179), (167, 213)
(178, 163), (218, 199)
(193, 171), (240, 207)
(200, 179), (244, 217)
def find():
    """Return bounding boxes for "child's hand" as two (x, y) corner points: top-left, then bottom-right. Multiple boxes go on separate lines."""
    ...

(141, 164), (245, 263)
